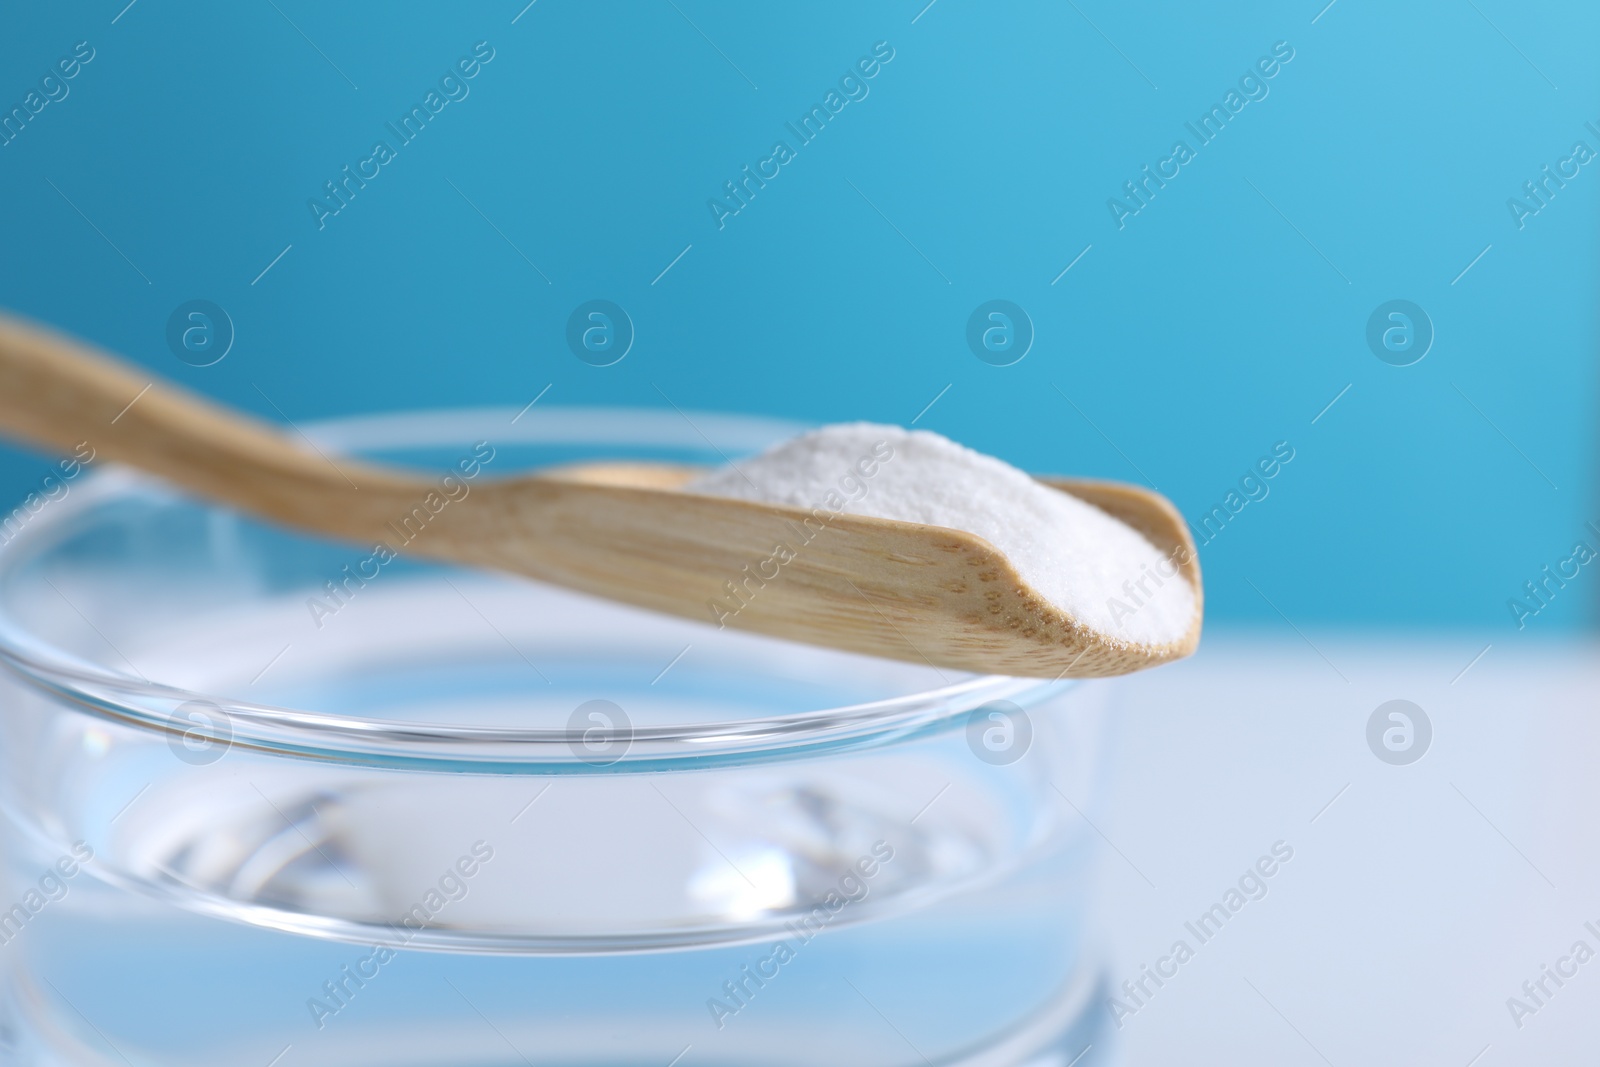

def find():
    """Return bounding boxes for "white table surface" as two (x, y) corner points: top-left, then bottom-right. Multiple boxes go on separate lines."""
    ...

(1083, 631), (1597, 1067)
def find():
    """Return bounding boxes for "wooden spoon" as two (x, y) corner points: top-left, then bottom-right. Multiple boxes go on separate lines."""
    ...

(0, 314), (1201, 679)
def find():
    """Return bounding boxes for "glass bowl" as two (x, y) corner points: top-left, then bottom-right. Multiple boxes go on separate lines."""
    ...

(0, 407), (1112, 1066)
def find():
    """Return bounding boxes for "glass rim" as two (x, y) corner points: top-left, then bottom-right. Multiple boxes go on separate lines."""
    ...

(0, 406), (1062, 772)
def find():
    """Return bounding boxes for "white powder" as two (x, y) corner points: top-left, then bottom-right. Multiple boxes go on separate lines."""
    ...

(687, 423), (1196, 646)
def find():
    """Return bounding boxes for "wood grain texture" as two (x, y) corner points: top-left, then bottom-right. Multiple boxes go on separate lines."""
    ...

(0, 313), (1202, 679)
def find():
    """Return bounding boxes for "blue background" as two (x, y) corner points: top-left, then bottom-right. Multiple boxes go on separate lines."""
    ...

(0, 0), (1594, 632)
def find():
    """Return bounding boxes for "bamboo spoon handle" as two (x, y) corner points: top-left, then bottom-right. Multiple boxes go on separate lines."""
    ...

(0, 314), (419, 542)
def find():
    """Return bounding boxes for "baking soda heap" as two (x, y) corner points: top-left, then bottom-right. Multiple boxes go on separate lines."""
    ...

(688, 423), (1196, 647)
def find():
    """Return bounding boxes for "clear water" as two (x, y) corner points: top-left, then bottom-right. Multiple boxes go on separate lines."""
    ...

(2, 851), (1105, 1065)
(0, 580), (1110, 1064)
